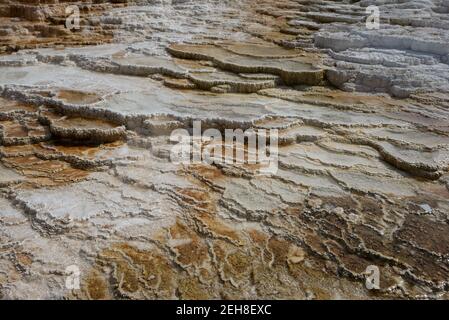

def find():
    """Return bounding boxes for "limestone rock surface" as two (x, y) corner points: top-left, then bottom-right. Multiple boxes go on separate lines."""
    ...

(0, 0), (448, 300)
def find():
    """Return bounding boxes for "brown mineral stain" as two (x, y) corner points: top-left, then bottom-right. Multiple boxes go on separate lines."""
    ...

(284, 205), (303, 216)
(188, 164), (225, 181)
(177, 277), (210, 300)
(267, 237), (290, 267)
(1, 157), (88, 188)
(222, 42), (301, 58)
(355, 195), (384, 217)
(326, 240), (370, 275)
(226, 251), (251, 275)
(0, 144), (36, 155)
(176, 187), (213, 210)
(163, 77), (196, 90)
(42, 143), (101, 158)
(196, 213), (242, 244)
(121, 244), (174, 290)
(56, 90), (102, 105)
(0, 98), (37, 113)
(169, 221), (209, 267)
(0, 2), (120, 54)
(55, 116), (117, 130)
(98, 243), (176, 298)
(173, 58), (215, 71)
(16, 253), (32, 266)
(248, 229), (268, 245)
(85, 271), (109, 300)
(395, 214), (449, 255)
(1, 121), (28, 138)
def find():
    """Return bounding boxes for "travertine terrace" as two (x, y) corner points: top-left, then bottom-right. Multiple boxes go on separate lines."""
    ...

(0, 0), (448, 299)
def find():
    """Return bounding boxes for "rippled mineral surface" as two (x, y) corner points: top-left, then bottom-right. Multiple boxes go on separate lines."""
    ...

(0, 0), (449, 300)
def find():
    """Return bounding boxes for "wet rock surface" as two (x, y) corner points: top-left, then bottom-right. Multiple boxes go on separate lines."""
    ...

(0, 0), (448, 299)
